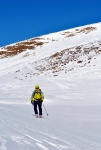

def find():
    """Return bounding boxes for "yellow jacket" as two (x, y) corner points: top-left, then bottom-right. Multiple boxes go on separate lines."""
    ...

(30, 89), (44, 101)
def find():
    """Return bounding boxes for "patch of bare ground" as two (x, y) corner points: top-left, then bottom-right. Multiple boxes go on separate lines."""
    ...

(77, 26), (97, 34)
(0, 38), (45, 58)
(61, 26), (96, 38)
(34, 41), (101, 75)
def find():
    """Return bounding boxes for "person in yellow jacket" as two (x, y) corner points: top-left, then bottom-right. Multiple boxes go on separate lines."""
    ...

(30, 85), (44, 118)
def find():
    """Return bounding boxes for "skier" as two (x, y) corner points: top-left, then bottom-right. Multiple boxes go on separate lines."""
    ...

(30, 85), (44, 118)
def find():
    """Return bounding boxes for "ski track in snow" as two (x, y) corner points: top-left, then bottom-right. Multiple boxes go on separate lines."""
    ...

(0, 137), (7, 150)
(0, 68), (101, 150)
(0, 103), (79, 150)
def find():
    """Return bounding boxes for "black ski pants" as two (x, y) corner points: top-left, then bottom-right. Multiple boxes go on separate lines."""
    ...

(33, 101), (43, 115)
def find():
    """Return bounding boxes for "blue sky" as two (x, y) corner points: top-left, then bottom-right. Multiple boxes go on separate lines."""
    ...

(0, 0), (101, 47)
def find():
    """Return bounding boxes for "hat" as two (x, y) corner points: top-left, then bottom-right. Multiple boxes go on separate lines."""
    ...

(35, 85), (40, 89)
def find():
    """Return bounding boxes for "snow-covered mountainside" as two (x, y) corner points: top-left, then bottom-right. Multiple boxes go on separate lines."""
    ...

(0, 22), (101, 78)
(0, 23), (101, 150)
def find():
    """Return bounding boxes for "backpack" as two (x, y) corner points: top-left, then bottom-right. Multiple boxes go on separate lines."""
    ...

(33, 89), (42, 100)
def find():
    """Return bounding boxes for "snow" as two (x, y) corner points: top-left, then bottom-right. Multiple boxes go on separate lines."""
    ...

(0, 23), (101, 150)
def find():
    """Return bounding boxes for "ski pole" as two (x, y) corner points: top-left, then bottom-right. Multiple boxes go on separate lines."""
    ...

(43, 104), (48, 116)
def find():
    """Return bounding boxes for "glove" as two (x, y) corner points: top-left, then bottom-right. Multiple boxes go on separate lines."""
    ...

(31, 100), (34, 105)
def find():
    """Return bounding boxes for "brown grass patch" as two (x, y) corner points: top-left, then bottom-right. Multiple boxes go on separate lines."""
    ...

(51, 52), (60, 58)
(0, 38), (45, 58)
(77, 26), (96, 34)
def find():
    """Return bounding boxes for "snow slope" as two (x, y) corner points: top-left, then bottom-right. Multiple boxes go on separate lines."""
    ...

(0, 23), (101, 150)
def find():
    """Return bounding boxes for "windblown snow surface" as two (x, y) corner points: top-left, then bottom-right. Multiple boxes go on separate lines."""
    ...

(0, 23), (101, 150)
